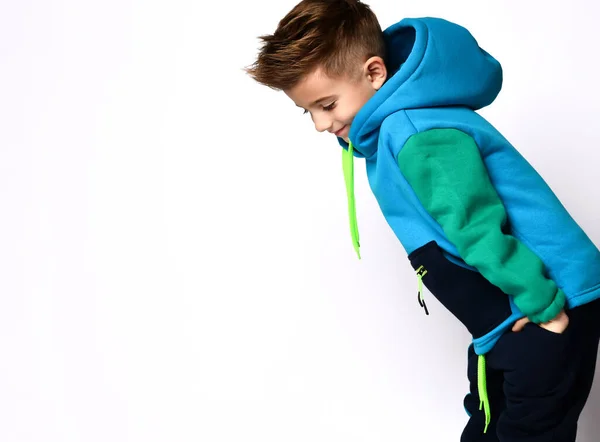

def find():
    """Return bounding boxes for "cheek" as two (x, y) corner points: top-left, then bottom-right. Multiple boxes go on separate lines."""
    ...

(335, 103), (359, 124)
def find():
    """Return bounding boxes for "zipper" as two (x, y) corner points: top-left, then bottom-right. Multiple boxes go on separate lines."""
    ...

(416, 265), (429, 315)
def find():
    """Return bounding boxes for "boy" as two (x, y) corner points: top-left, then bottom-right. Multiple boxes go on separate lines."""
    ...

(247, 1), (600, 440)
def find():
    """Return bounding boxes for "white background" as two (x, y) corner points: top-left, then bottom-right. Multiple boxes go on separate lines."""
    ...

(1, 0), (599, 441)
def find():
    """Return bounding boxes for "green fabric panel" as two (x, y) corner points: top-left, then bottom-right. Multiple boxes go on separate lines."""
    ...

(398, 128), (564, 323)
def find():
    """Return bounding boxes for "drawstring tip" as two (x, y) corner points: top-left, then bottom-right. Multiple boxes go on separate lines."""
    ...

(479, 401), (490, 433)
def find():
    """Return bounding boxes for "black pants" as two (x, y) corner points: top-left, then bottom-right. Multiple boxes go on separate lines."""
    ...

(408, 241), (600, 442)
(461, 298), (600, 442)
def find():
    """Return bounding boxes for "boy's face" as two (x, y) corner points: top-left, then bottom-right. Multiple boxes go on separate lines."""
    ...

(284, 57), (387, 143)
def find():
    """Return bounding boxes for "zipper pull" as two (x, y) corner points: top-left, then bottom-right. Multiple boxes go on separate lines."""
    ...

(416, 265), (429, 315)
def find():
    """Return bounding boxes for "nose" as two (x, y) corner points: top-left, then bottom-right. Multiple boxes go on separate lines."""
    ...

(312, 112), (333, 133)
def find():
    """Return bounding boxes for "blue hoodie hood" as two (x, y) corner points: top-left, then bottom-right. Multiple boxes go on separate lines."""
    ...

(347, 17), (503, 158)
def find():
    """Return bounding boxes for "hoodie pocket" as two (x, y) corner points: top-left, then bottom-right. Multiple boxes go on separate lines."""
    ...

(408, 241), (512, 339)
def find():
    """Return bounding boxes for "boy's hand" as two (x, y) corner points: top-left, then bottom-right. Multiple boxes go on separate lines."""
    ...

(511, 308), (569, 334)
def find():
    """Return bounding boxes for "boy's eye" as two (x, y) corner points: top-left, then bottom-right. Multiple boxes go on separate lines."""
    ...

(323, 102), (336, 111)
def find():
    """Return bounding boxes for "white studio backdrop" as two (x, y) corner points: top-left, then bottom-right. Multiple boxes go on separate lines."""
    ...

(1, 0), (599, 441)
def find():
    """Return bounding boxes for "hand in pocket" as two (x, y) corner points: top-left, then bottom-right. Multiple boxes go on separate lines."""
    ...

(512, 309), (569, 334)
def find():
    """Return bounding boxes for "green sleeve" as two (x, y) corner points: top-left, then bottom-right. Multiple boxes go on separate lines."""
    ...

(398, 128), (565, 323)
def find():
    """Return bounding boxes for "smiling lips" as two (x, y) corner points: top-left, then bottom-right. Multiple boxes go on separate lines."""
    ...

(334, 125), (348, 137)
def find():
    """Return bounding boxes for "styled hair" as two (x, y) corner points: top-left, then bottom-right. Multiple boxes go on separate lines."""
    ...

(246, 0), (385, 90)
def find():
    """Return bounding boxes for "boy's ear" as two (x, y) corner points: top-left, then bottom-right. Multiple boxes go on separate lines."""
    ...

(363, 56), (387, 90)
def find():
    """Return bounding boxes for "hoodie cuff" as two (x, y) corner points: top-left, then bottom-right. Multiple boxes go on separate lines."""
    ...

(527, 289), (566, 324)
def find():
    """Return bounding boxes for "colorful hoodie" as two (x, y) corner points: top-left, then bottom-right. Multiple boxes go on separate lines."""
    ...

(339, 17), (600, 430)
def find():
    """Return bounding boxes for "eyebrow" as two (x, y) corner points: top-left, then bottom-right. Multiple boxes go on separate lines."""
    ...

(296, 95), (337, 109)
(312, 95), (336, 105)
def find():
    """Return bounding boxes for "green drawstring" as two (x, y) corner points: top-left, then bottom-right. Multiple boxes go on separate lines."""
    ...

(478, 354), (491, 433)
(342, 141), (360, 259)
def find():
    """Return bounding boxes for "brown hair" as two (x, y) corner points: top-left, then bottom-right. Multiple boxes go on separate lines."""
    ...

(246, 0), (385, 90)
